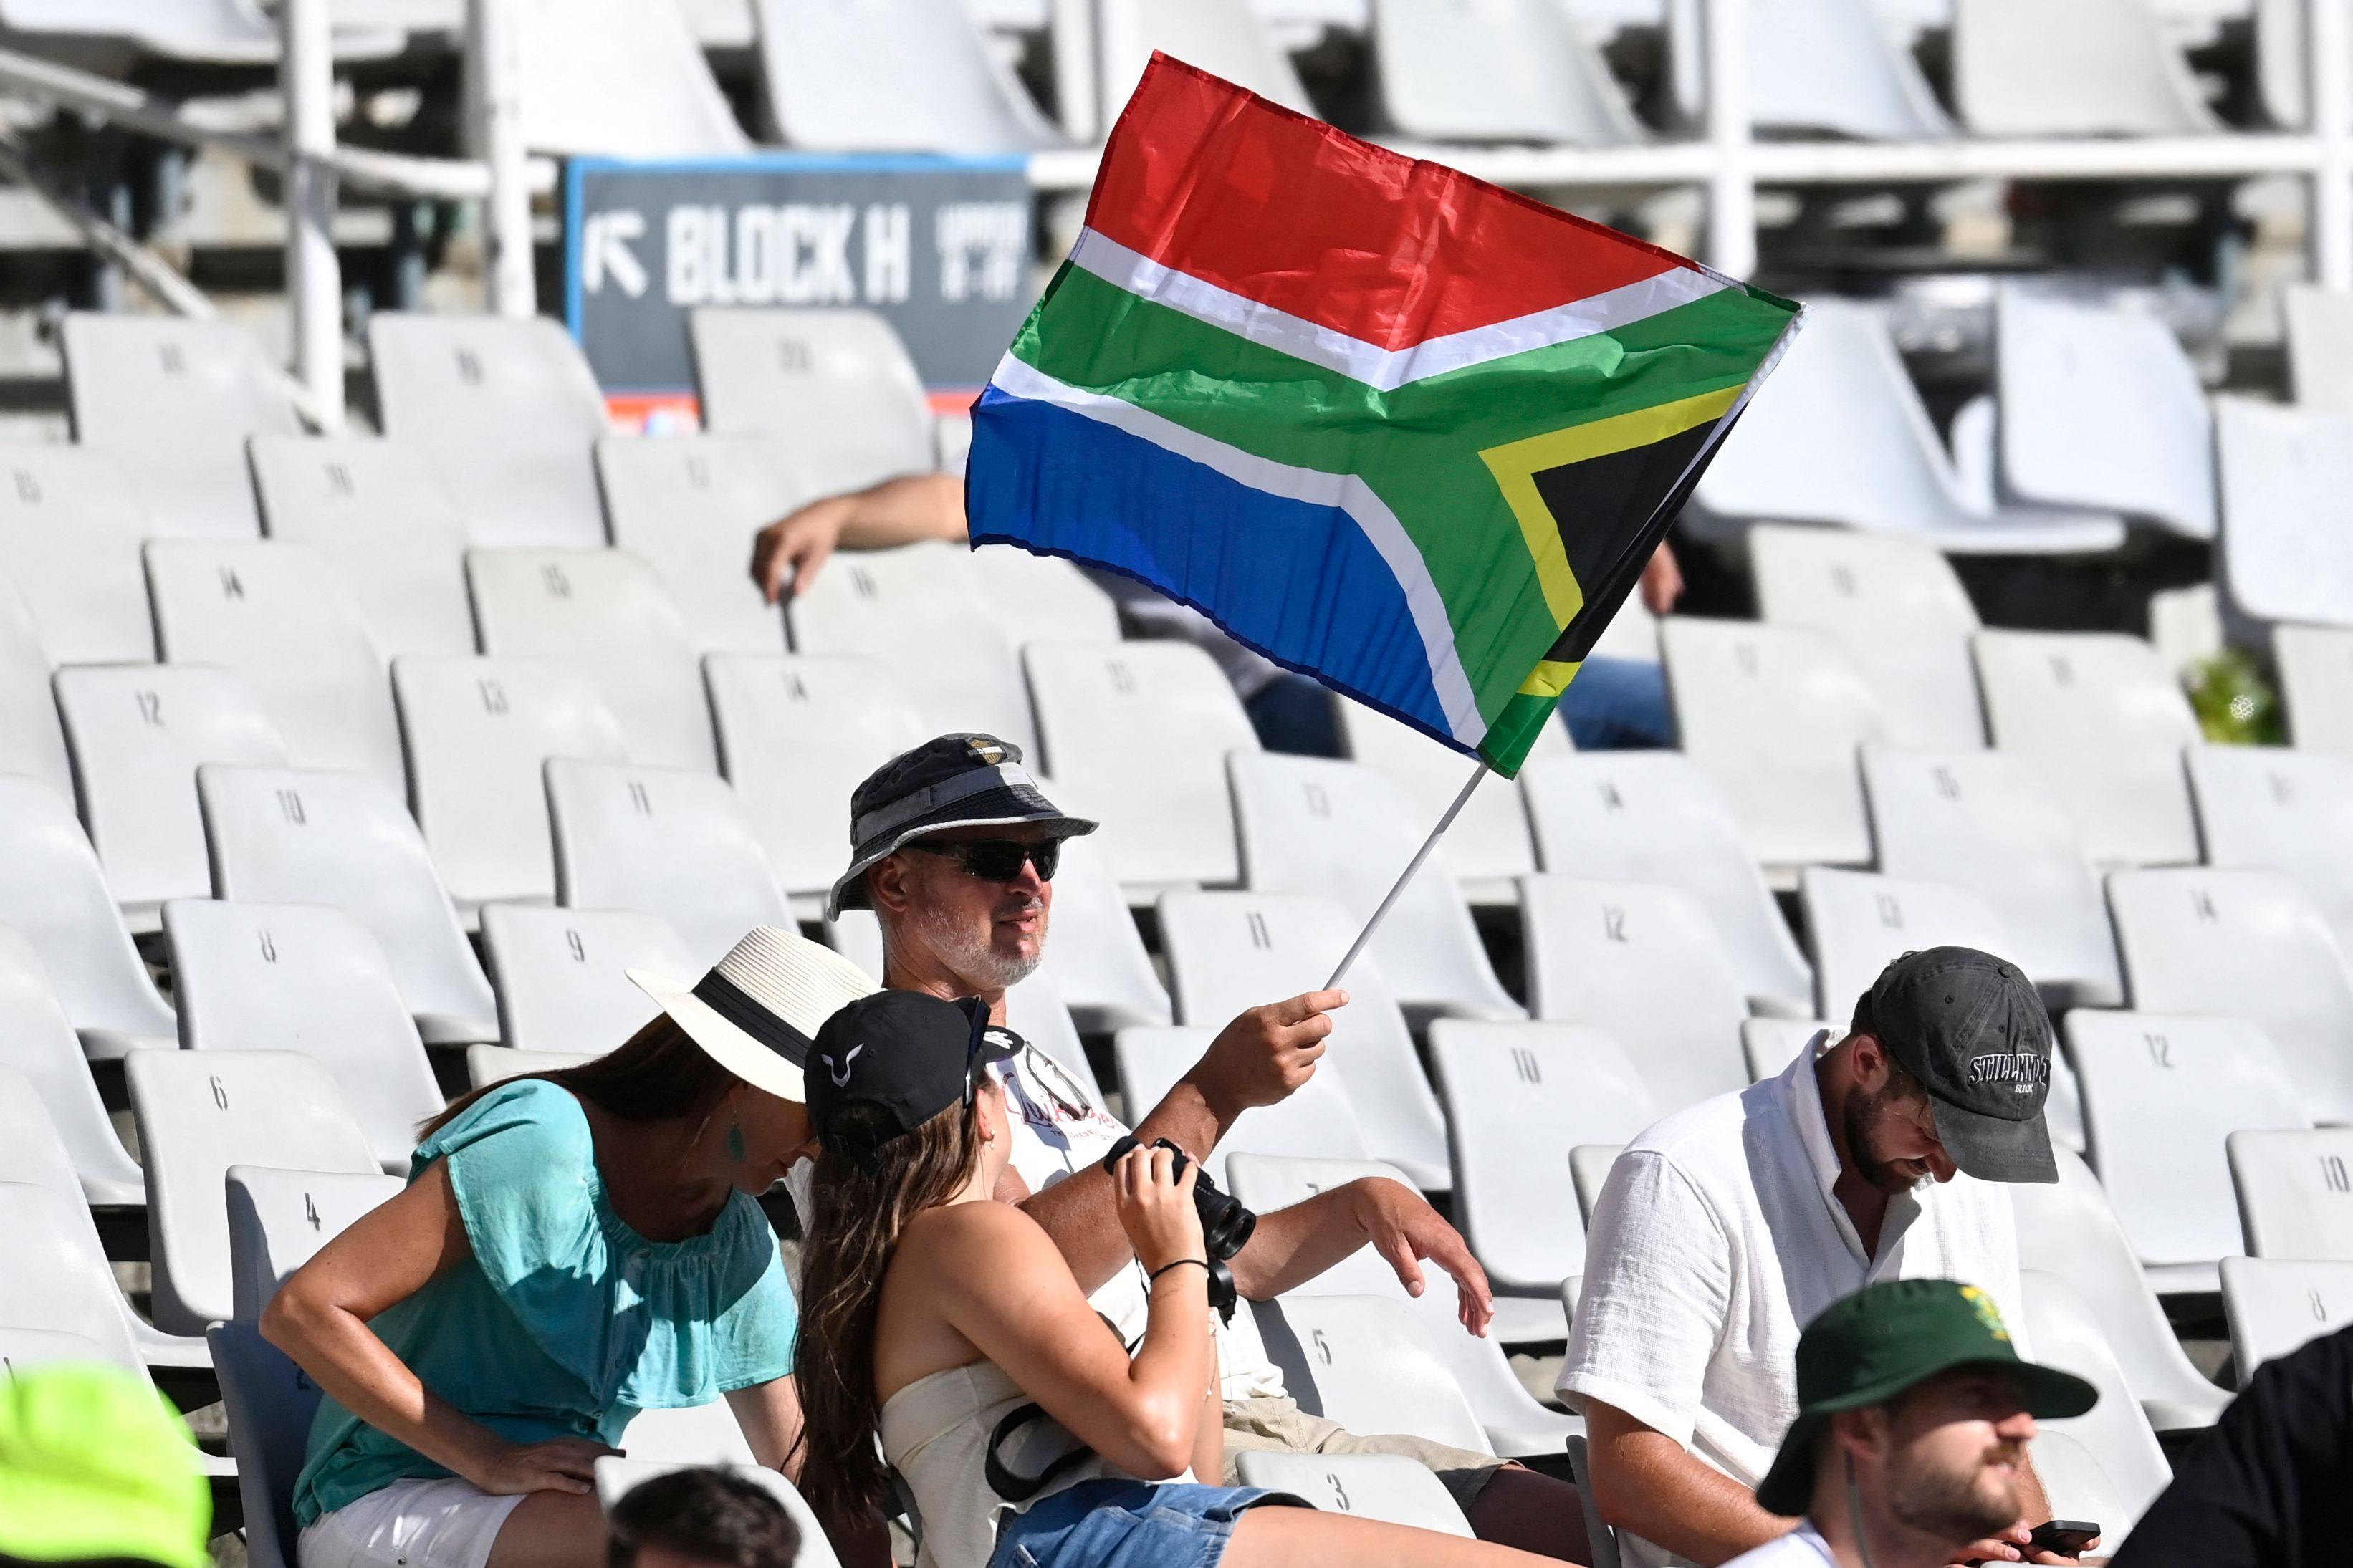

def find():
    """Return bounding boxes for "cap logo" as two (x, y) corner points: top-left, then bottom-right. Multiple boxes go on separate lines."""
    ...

(967, 739), (1007, 764)
(825, 1044), (863, 1088)
(1961, 1285), (2011, 1342)
(1965, 1052), (2051, 1094)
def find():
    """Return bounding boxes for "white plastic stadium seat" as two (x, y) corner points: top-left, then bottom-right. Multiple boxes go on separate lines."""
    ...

(1096, 0), (1319, 118)
(701, 653), (928, 905)
(547, 759), (791, 968)
(965, 549), (1122, 645)
(593, 1460), (838, 1568)
(1027, 641), (1260, 893)
(54, 664), (289, 930)
(248, 435), (478, 658)
(1569, 1143), (1622, 1228)
(1741, 1017), (1830, 1083)
(0, 1183), (145, 1374)
(0, 443), (155, 660)
(1427, 1021), (1659, 1297)
(1001, 973), (1104, 1105)
(787, 544), (1037, 754)
(1748, 526), (1985, 749)
(2014, 1271), (2174, 1531)
(1951, 0), (2220, 135)
(2188, 745), (2353, 959)
(1337, 698), (1566, 904)
(393, 655), (631, 918)
(1232, 1451), (1473, 1536)
(1230, 754), (1520, 1026)
(1861, 747), (2124, 1008)
(752, 0), (1062, 151)
(2283, 283), (2353, 413)
(480, 904), (698, 1056)
(0, 579), (71, 803)
(2276, 624), (2353, 757)
(1033, 833), (1174, 1033)
(128, 1049), (380, 1334)
(689, 309), (935, 499)
(1994, 291), (2217, 542)
(225, 1166), (404, 1320)
(594, 436), (797, 657)
(1371, 0), (1642, 145)
(1113, 1025), (1369, 1185)
(209, 1319), (322, 1568)
(1227, 1155), (1579, 1455)
(1667, 0), (1951, 140)
(2066, 1011), (2306, 1279)
(469, 549), (717, 773)
(1159, 891), (1450, 1191)
(0, 1327), (127, 1375)
(1797, 868), (2015, 1024)
(466, 1047), (596, 1090)
(1520, 877), (1750, 1115)
(1250, 1295), (1495, 1456)
(2220, 1256), (2353, 1375)
(145, 539), (406, 789)
(2213, 398), (2353, 630)
(2227, 1127), (2353, 1258)
(1660, 618), (1884, 877)
(1691, 300), (2124, 555)
(366, 314), (611, 548)
(63, 313), (299, 539)
(198, 764), (499, 1046)
(1973, 630), (2200, 867)
(0, 775), (177, 1059)
(2107, 867), (2353, 1126)
(513, 0), (753, 157)
(2013, 1151), (2232, 1427)
(0, 938), (145, 1206)
(166, 899), (446, 1173)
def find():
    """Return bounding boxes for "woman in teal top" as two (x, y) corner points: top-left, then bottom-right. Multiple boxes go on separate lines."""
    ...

(266, 928), (872, 1568)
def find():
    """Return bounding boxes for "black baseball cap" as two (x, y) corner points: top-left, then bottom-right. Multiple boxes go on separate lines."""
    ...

(826, 734), (1098, 919)
(1864, 947), (2057, 1184)
(804, 990), (1022, 1163)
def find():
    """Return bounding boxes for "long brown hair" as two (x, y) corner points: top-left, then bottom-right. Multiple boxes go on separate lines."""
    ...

(792, 1093), (984, 1524)
(420, 1014), (744, 1140)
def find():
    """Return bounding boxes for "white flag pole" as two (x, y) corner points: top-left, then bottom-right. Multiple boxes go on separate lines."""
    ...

(1324, 756), (1491, 988)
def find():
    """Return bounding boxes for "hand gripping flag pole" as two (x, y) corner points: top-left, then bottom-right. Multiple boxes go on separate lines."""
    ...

(1323, 758), (1490, 988)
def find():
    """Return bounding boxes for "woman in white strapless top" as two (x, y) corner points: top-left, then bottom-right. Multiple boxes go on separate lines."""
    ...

(788, 989), (1556, 1568)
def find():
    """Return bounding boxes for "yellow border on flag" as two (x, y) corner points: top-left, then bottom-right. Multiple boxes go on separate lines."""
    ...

(1479, 383), (1747, 630)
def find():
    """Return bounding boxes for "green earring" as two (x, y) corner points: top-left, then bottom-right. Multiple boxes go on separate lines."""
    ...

(725, 1123), (747, 1163)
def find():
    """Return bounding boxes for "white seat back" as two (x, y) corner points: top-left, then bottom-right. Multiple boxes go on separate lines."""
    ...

(689, 308), (934, 498)
(1230, 753), (1518, 1024)
(594, 435), (800, 657)
(466, 1047), (597, 1090)
(1113, 1025), (1367, 1185)
(1249, 1294), (1493, 1455)
(2276, 623), (2353, 756)
(1000, 972), (1103, 1105)
(1798, 867), (2016, 1022)
(1371, 0), (1641, 145)
(2213, 397), (2353, 627)
(751, 0), (1060, 151)
(1973, 630), (2199, 867)
(2188, 744), (2353, 961)
(1740, 1018), (1829, 1083)
(365, 313), (611, 547)
(393, 655), (631, 915)
(1027, 641), (1259, 891)
(1672, 0), (1951, 139)
(547, 759), (790, 968)
(1569, 1143), (1623, 1227)
(0, 1181), (145, 1374)
(128, 1049), (380, 1332)
(1520, 876), (1749, 1115)
(0, 577), (70, 801)
(966, 549), (1121, 644)
(514, 0), (749, 155)
(1032, 832), (1171, 1032)
(2014, 1271), (2175, 1532)
(1096, 0), (1318, 117)
(224, 1165), (405, 1320)
(145, 539), (405, 788)
(1661, 618), (1883, 873)
(2108, 867), (2353, 1125)
(481, 904), (699, 1055)
(0, 939), (144, 1205)
(1232, 1451), (1472, 1535)
(2283, 283), (2353, 412)
(1952, 0), (2219, 135)
(2228, 1127), (2353, 1258)
(2220, 1256), (2353, 1375)
(1338, 698), (1564, 899)
(0, 443), (155, 660)
(0, 775), (176, 1057)
(54, 664), (288, 925)
(1159, 891), (1449, 1190)
(209, 1319), (323, 1568)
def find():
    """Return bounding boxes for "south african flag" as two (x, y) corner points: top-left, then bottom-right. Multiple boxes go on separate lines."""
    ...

(968, 54), (1802, 776)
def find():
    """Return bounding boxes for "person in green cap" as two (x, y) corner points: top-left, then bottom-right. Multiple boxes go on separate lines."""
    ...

(1730, 1279), (2099, 1568)
(0, 1361), (211, 1568)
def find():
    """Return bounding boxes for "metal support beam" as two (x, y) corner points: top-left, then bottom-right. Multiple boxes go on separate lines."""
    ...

(467, 0), (535, 317)
(282, 0), (345, 430)
(1702, 0), (1755, 279)
(2314, 0), (2353, 290)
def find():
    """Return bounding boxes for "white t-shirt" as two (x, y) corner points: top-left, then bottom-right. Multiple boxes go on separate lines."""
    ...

(1558, 1031), (2026, 1566)
(1724, 1524), (1838, 1568)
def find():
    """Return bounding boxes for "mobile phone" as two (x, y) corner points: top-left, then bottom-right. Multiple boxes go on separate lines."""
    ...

(2027, 1519), (2101, 1557)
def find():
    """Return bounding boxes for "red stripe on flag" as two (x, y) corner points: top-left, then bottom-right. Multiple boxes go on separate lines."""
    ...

(1084, 54), (1701, 353)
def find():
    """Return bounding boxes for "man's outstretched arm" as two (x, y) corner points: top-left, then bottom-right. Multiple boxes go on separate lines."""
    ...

(751, 471), (965, 602)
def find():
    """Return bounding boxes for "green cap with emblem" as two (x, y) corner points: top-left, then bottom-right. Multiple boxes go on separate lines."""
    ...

(1754, 1279), (2098, 1518)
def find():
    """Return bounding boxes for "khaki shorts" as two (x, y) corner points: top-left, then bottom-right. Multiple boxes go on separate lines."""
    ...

(1218, 1395), (1505, 1514)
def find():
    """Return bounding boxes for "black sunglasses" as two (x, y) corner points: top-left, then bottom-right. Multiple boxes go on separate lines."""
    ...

(909, 837), (1063, 883)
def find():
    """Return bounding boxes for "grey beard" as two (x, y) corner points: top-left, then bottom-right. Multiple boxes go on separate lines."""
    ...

(912, 896), (1043, 991)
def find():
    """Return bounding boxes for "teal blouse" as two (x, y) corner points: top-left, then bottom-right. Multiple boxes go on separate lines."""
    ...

(293, 1079), (798, 1524)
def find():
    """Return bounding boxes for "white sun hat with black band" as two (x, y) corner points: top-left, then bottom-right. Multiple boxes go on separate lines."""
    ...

(627, 926), (879, 1102)
(826, 733), (1098, 920)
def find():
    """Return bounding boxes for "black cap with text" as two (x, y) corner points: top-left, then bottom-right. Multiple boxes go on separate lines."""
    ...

(1866, 946), (2056, 1184)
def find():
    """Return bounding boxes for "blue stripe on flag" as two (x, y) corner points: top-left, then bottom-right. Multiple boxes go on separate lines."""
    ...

(968, 383), (1456, 742)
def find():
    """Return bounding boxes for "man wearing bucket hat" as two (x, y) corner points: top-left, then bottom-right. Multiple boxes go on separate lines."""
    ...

(814, 733), (1591, 1559)
(1564, 948), (2079, 1568)
(1727, 1279), (2099, 1568)
(0, 1360), (211, 1568)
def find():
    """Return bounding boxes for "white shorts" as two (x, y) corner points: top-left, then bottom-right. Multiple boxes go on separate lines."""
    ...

(299, 1478), (529, 1568)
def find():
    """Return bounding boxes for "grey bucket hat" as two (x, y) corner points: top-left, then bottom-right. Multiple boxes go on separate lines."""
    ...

(825, 734), (1097, 920)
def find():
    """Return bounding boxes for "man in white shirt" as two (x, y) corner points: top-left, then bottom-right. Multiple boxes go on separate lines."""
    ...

(1563, 947), (2081, 1567)
(1726, 1279), (2099, 1568)
(820, 732), (1590, 1559)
